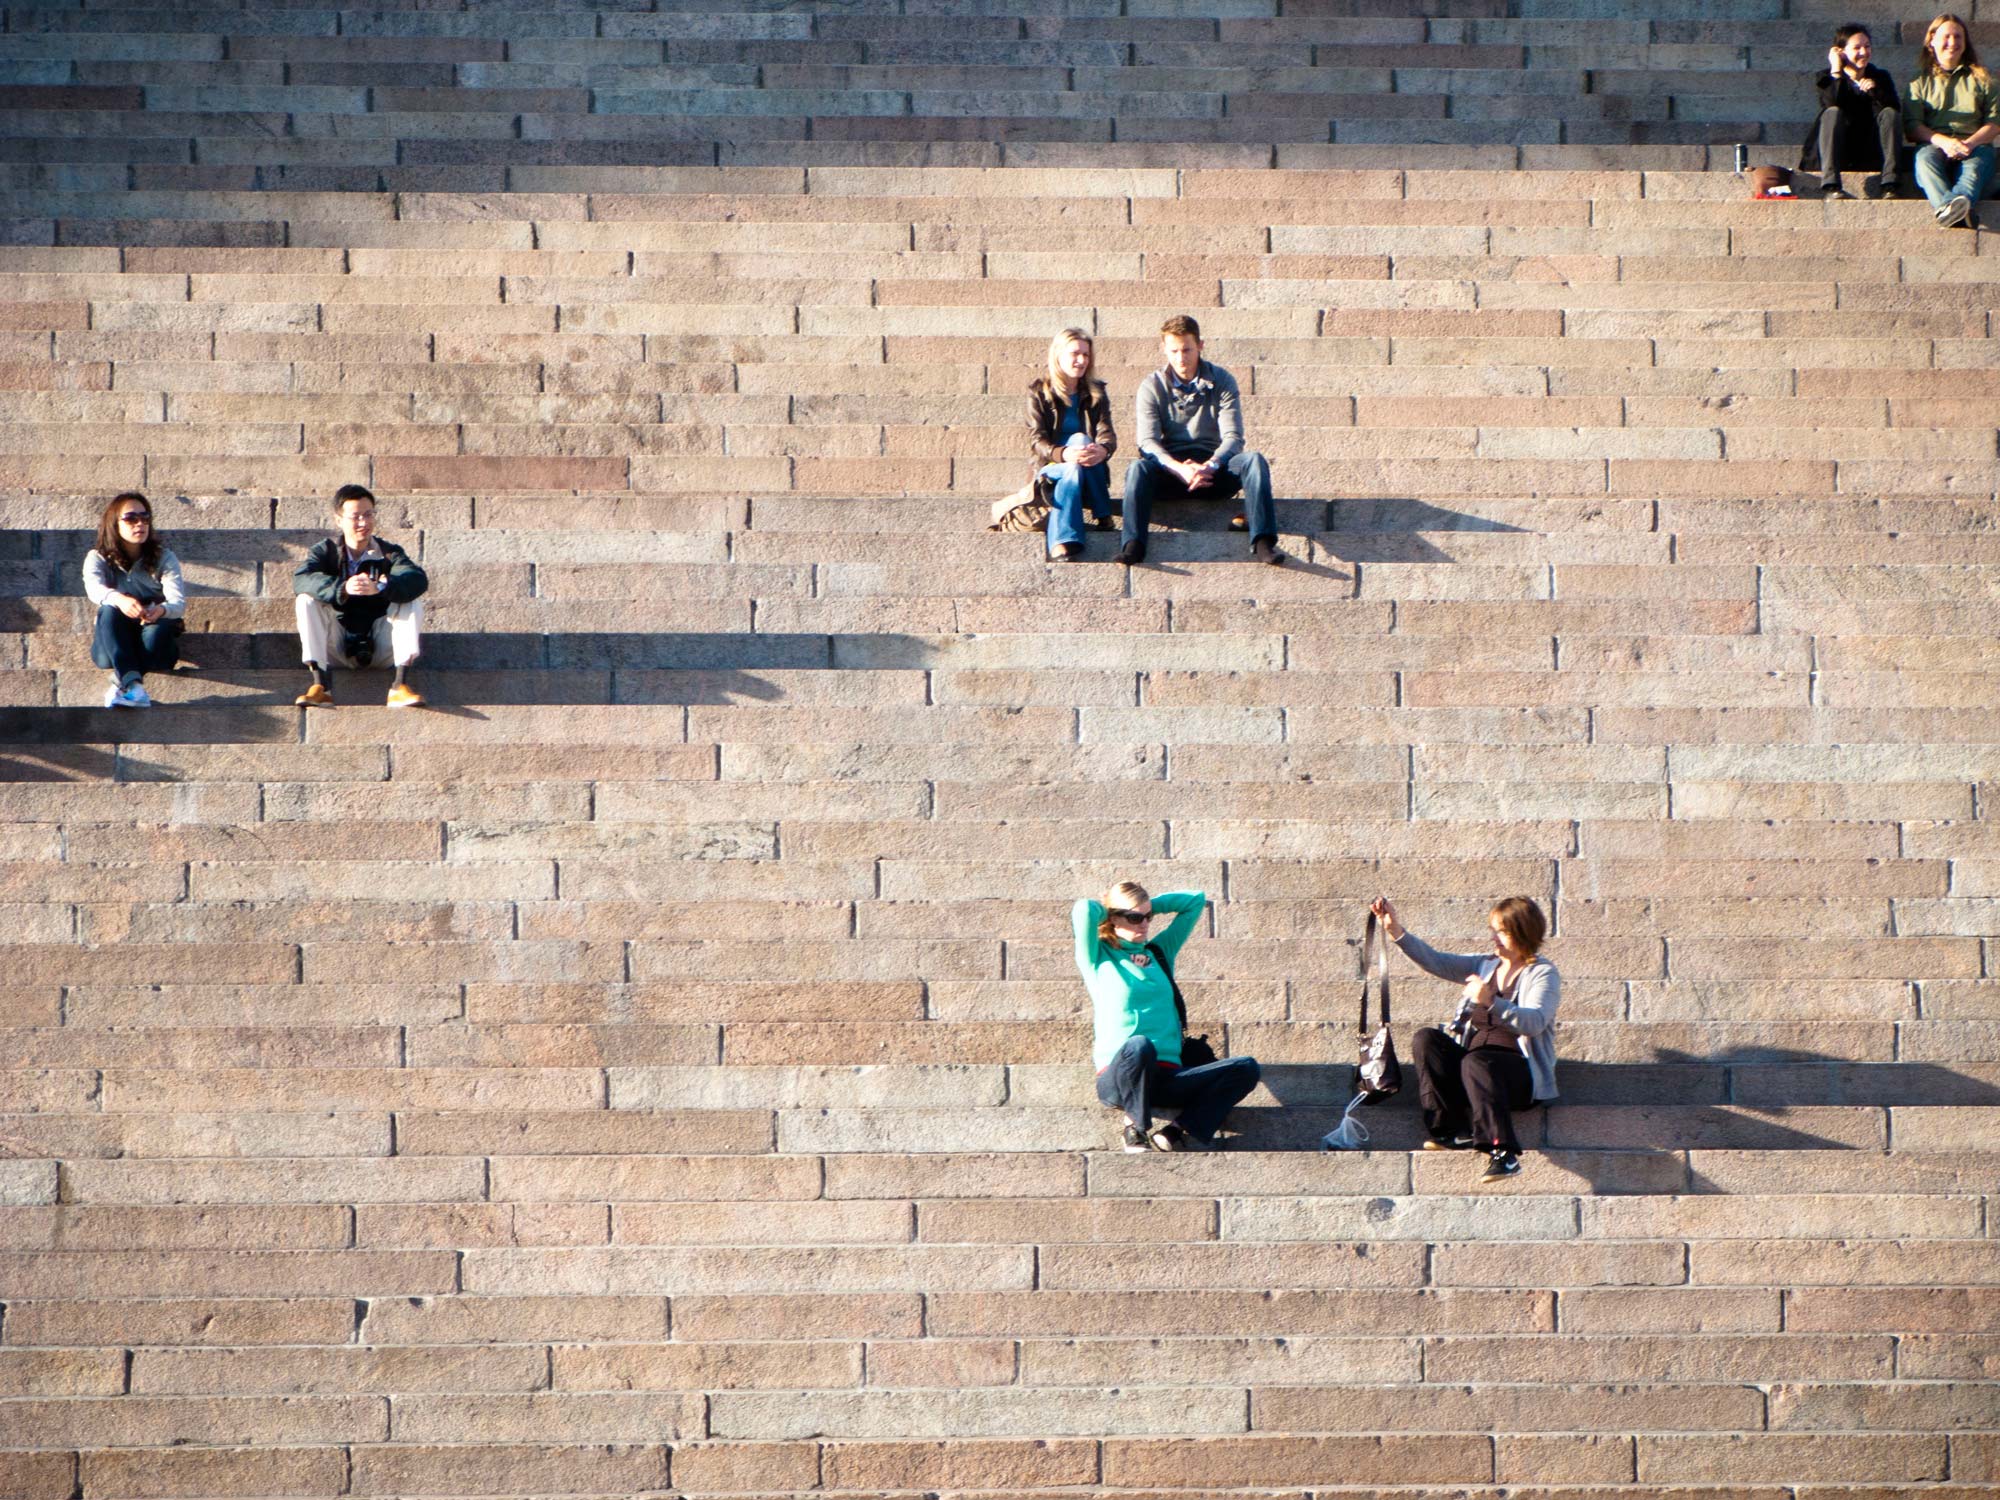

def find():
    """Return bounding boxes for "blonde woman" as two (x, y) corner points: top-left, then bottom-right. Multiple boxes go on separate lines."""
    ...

(1908, 12), (2000, 225)
(1074, 881), (1260, 1151)
(1369, 895), (1560, 1182)
(1027, 327), (1118, 562)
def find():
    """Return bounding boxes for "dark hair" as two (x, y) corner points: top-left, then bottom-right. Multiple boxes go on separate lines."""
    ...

(1159, 314), (1203, 341)
(94, 492), (160, 574)
(333, 483), (376, 511)
(1833, 22), (1871, 46)
(1489, 896), (1548, 957)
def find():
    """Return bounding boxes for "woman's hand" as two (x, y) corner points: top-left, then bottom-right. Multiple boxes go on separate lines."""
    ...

(1853, 75), (1875, 92)
(1828, 46), (1845, 75)
(1368, 896), (1403, 941)
(140, 604), (165, 625)
(1464, 972), (1496, 1007)
(112, 593), (145, 621)
(1074, 442), (1107, 468)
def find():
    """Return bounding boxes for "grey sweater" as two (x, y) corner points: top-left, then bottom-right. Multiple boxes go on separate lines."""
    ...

(1134, 360), (1245, 467)
(1395, 930), (1560, 1101)
(84, 548), (186, 621)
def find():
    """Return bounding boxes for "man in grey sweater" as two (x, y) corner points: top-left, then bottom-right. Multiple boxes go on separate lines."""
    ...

(1118, 314), (1282, 567)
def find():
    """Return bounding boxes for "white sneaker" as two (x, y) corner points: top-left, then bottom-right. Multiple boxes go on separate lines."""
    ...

(112, 682), (150, 709)
(1942, 194), (1973, 227)
(103, 683), (120, 708)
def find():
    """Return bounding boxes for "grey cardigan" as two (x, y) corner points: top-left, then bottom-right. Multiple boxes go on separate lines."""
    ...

(84, 548), (186, 621)
(1395, 930), (1560, 1101)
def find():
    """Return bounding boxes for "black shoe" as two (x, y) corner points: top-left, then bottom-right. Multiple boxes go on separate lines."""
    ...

(1051, 542), (1083, 562)
(1481, 1150), (1521, 1181)
(1422, 1134), (1475, 1152)
(1865, 176), (1894, 200)
(1091, 515), (1116, 532)
(1122, 1124), (1150, 1153)
(1148, 1122), (1202, 1152)
(1253, 537), (1284, 566)
(1117, 540), (1146, 567)
(1822, 183), (1851, 199)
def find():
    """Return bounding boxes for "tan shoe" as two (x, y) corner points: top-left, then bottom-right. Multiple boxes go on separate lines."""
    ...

(295, 682), (334, 708)
(385, 683), (425, 709)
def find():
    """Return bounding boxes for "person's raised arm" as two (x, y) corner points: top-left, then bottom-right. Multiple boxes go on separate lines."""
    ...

(1073, 897), (1104, 970)
(1151, 890), (1207, 961)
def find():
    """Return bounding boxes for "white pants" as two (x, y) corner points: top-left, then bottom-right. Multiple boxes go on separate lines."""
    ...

(296, 594), (423, 669)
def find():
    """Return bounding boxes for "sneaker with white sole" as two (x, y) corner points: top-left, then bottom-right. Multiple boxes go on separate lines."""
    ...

(1481, 1150), (1521, 1181)
(111, 682), (149, 709)
(1148, 1122), (1204, 1152)
(1942, 194), (1973, 227)
(1121, 1124), (1150, 1153)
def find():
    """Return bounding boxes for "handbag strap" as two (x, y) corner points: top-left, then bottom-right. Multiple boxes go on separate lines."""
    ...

(1146, 942), (1189, 1033)
(1358, 911), (1392, 1033)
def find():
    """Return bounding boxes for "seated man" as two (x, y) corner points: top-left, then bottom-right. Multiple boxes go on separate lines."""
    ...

(293, 483), (427, 709)
(1119, 314), (1282, 568)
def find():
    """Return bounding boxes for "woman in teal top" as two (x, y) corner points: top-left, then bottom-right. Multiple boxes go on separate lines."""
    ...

(1074, 881), (1261, 1152)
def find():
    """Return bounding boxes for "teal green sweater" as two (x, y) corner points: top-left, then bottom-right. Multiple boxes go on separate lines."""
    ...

(1074, 891), (1207, 1070)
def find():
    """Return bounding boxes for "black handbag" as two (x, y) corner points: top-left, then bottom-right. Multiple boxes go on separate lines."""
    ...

(1354, 911), (1401, 1103)
(1148, 941), (1219, 1068)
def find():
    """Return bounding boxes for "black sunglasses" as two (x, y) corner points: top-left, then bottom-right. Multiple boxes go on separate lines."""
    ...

(1107, 908), (1156, 923)
(118, 513), (151, 524)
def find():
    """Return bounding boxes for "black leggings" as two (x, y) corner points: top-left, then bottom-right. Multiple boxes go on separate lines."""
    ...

(1413, 1025), (1535, 1154)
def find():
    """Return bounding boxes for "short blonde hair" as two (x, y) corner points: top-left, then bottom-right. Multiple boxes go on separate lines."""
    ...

(1045, 326), (1093, 396)
(1098, 880), (1149, 945)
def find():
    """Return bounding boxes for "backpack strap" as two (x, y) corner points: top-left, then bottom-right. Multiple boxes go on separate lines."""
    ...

(1146, 941), (1189, 1033)
(1359, 911), (1392, 1034)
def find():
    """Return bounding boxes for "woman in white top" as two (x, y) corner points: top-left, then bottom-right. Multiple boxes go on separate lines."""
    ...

(82, 492), (185, 709)
(1369, 894), (1560, 1182)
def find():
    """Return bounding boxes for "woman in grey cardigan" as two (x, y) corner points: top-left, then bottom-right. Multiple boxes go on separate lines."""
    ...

(1369, 894), (1559, 1181)
(82, 492), (185, 710)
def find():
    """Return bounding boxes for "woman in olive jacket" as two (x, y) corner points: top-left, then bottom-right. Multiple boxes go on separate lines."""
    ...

(1028, 326), (1119, 562)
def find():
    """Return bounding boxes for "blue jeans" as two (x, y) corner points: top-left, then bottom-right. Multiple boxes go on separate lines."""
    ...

(91, 604), (182, 683)
(1041, 458), (1111, 549)
(1094, 1034), (1262, 1144)
(1122, 449), (1277, 550)
(1914, 142), (1996, 210)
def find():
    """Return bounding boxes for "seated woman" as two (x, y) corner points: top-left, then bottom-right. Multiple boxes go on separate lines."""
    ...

(1369, 895), (1560, 1182)
(1907, 11), (2000, 226)
(1075, 881), (1260, 1152)
(1801, 23), (1901, 198)
(82, 491), (184, 709)
(1027, 326), (1117, 563)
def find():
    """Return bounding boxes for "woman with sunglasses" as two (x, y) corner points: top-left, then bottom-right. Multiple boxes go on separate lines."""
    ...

(1074, 881), (1261, 1152)
(83, 492), (185, 709)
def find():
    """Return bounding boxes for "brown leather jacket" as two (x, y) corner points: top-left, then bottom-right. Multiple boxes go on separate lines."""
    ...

(1026, 377), (1119, 492)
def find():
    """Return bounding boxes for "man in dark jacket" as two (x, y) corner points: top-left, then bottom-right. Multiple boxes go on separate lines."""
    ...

(292, 483), (428, 708)
(1801, 24), (1902, 198)
(1119, 314), (1282, 568)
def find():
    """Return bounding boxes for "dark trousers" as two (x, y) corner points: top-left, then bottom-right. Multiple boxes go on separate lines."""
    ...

(1095, 1035), (1262, 1144)
(1817, 103), (1900, 184)
(91, 604), (182, 682)
(1121, 449), (1277, 549)
(1413, 1025), (1534, 1155)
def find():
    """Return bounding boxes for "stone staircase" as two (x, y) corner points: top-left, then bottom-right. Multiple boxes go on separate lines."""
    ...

(0, 0), (1979, 172)
(4, 0), (2000, 1496)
